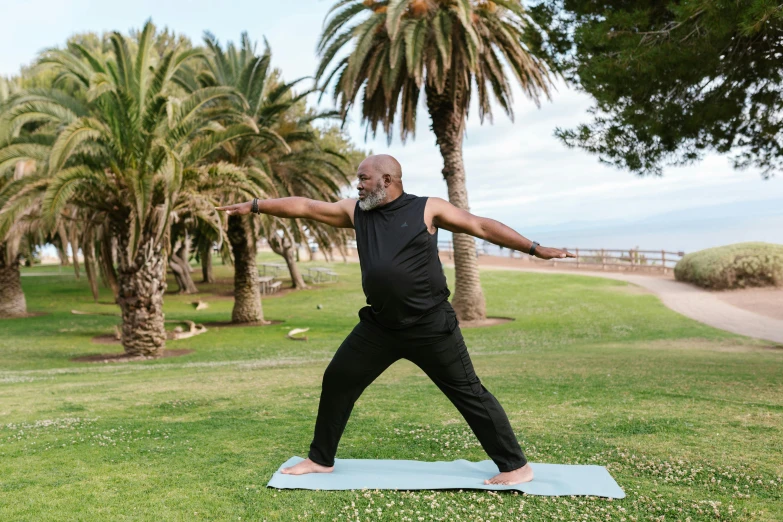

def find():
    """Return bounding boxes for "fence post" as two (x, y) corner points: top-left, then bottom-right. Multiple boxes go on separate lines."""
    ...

(662, 249), (666, 274)
(601, 248), (606, 270)
(576, 247), (579, 268)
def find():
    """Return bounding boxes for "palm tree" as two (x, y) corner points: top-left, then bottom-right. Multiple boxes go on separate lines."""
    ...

(195, 33), (355, 310)
(0, 21), (256, 355)
(262, 114), (358, 288)
(168, 160), (253, 295)
(192, 222), (220, 284)
(0, 77), (33, 317)
(190, 32), (289, 322)
(317, 0), (555, 320)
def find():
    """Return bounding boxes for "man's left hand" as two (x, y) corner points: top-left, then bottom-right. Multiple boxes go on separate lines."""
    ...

(534, 246), (577, 260)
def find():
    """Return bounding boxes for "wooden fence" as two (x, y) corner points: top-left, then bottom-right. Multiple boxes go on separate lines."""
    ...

(437, 241), (685, 274)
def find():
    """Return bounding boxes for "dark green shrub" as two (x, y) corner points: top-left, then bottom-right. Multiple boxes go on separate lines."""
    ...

(674, 242), (783, 290)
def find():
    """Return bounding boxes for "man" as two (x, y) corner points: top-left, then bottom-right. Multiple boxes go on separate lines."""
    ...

(216, 154), (575, 485)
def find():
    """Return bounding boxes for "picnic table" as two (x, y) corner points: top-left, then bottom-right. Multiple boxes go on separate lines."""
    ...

(305, 266), (338, 283)
(258, 275), (275, 295)
(260, 263), (286, 276)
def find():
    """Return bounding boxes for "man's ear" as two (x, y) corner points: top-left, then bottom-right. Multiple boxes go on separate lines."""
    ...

(382, 173), (392, 186)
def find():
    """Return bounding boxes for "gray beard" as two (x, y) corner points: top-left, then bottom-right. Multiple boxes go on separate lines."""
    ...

(358, 184), (387, 211)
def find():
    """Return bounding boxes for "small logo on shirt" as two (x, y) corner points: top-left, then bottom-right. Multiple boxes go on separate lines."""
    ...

(401, 222), (408, 228)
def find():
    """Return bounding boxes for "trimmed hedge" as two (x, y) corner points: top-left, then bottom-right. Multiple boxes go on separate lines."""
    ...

(674, 242), (783, 290)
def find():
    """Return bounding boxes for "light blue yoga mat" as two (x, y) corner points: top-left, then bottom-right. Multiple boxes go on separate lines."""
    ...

(267, 456), (625, 498)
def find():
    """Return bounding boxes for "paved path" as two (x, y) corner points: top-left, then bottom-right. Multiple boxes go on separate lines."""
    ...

(460, 263), (783, 345)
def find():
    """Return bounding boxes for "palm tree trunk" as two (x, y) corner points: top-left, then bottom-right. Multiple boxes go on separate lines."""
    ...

(170, 253), (198, 293)
(269, 235), (307, 289)
(70, 230), (81, 280)
(282, 247), (306, 288)
(426, 83), (487, 321)
(114, 221), (167, 357)
(98, 232), (120, 300)
(200, 243), (215, 283)
(170, 235), (198, 294)
(228, 215), (264, 323)
(56, 223), (69, 266)
(82, 236), (100, 302)
(0, 245), (27, 318)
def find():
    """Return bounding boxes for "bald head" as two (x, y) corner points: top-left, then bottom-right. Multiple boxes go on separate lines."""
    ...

(359, 154), (402, 183)
(356, 154), (404, 210)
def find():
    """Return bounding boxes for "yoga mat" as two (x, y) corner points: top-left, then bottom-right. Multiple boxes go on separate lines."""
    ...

(267, 456), (625, 498)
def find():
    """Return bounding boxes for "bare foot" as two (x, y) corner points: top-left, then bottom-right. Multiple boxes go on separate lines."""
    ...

(484, 463), (534, 485)
(280, 458), (334, 475)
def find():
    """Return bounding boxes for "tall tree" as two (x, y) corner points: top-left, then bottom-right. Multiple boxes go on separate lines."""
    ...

(191, 32), (289, 322)
(0, 78), (32, 317)
(195, 33), (355, 303)
(317, 0), (556, 321)
(192, 221), (221, 284)
(168, 160), (252, 294)
(0, 21), (256, 355)
(530, 1), (783, 179)
(262, 113), (359, 289)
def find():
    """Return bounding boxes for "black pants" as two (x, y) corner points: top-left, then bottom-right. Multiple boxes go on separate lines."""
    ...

(307, 300), (528, 472)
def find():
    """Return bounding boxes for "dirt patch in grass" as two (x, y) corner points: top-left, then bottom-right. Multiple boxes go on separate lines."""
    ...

(459, 317), (514, 328)
(89, 319), (284, 346)
(91, 334), (121, 345)
(0, 311), (49, 319)
(200, 319), (285, 328)
(71, 348), (194, 363)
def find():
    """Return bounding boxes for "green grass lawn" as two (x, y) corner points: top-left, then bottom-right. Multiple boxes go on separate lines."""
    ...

(1, 255), (781, 521)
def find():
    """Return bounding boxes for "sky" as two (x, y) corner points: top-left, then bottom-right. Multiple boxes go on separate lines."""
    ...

(2, 0), (781, 252)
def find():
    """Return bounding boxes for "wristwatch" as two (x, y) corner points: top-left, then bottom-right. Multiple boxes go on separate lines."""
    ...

(251, 198), (259, 214)
(528, 241), (539, 256)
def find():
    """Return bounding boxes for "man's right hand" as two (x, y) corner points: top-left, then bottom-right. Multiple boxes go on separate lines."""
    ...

(216, 197), (355, 228)
(215, 201), (253, 216)
(534, 246), (576, 260)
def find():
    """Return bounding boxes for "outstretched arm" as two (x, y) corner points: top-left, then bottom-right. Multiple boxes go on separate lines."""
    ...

(428, 197), (575, 260)
(216, 197), (356, 228)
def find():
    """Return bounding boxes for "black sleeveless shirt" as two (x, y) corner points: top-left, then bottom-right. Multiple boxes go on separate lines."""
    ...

(353, 192), (450, 328)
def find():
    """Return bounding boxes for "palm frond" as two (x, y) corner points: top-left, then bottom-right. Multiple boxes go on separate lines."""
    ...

(41, 165), (101, 223)
(316, 0), (555, 140)
(0, 142), (50, 175)
(386, 0), (412, 39)
(48, 118), (108, 175)
(166, 86), (243, 131)
(181, 123), (260, 166)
